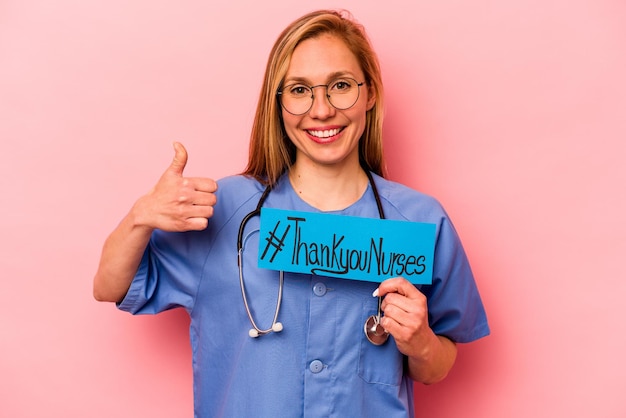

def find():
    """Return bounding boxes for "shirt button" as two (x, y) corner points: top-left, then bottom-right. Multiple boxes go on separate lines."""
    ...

(312, 282), (327, 296)
(309, 360), (324, 373)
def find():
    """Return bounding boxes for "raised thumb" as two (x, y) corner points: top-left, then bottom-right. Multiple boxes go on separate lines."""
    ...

(169, 142), (188, 175)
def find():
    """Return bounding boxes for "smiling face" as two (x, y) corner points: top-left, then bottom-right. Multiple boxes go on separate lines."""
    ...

(281, 34), (376, 173)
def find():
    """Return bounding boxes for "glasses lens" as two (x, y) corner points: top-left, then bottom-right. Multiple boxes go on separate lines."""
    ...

(280, 84), (312, 115)
(328, 78), (360, 110)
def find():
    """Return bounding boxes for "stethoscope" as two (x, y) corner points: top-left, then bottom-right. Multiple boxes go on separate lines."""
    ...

(237, 170), (390, 345)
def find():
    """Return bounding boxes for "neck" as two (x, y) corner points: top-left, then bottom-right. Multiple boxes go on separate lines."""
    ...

(288, 162), (369, 211)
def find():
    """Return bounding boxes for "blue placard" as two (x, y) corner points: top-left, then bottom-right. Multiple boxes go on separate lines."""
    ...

(258, 208), (436, 284)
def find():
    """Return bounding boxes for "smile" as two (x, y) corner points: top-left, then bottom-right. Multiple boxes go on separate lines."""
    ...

(306, 128), (343, 139)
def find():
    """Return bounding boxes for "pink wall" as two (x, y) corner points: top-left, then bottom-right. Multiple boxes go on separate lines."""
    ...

(1, 1), (625, 416)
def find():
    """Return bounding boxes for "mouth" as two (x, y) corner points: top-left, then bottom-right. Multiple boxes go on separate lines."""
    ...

(305, 127), (344, 143)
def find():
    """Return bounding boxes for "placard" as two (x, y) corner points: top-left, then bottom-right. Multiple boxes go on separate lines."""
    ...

(258, 208), (436, 284)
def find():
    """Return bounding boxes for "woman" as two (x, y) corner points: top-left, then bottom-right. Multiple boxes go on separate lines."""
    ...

(94, 9), (489, 417)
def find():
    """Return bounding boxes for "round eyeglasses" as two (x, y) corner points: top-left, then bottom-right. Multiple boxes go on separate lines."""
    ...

(277, 77), (364, 115)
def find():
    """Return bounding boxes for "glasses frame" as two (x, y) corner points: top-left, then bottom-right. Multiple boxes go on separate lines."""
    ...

(277, 77), (364, 116)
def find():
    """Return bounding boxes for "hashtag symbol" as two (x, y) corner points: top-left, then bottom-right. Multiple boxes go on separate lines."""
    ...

(260, 221), (291, 262)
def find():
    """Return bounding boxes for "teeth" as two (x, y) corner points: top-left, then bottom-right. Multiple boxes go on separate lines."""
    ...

(308, 128), (340, 138)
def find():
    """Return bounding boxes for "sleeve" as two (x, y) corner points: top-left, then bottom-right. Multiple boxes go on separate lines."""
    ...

(420, 216), (490, 343)
(117, 228), (210, 315)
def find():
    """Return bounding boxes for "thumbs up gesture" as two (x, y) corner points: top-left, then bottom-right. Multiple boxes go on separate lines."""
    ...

(134, 142), (218, 232)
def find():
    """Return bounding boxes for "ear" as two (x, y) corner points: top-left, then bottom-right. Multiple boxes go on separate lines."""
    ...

(366, 83), (377, 111)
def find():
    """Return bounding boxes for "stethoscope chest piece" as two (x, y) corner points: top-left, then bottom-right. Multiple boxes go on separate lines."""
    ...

(364, 314), (389, 345)
(364, 294), (389, 345)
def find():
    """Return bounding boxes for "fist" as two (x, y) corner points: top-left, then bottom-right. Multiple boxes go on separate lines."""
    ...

(134, 142), (218, 232)
(375, 277), (432, 358)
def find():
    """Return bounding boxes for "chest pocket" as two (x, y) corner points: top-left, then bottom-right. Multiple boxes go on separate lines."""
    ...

(357, 300), (404, 386)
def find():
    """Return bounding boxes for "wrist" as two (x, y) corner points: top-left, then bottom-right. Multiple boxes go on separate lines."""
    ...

(128, 194), (157, 232)
(407, 332), (457, 384)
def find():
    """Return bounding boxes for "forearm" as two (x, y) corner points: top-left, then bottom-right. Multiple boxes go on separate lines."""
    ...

(93, 207), (154, 303)
(407, 333), (457, 384)
(93, 143), (218, 303)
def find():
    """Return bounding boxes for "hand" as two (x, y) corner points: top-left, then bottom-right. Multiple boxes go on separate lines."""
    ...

(375, 277), (433, 358)
(133, 142), (218, 232)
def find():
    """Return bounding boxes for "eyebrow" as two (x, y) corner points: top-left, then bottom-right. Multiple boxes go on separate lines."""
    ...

(283, 71), (358, 85)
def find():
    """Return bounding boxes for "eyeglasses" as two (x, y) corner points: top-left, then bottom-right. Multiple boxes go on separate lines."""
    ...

(277, 77), (364, 115)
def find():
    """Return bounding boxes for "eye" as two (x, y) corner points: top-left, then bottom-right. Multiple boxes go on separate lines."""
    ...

(330, 79), (354, 93)
(287, 84), (311, 97)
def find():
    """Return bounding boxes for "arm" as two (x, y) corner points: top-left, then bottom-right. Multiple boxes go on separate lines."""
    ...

(92, 210), (154, 303)
(93, 142), (218, 303)
(375, 277), (457, 384)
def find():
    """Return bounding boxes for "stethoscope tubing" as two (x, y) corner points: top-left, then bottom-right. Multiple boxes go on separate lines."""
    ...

(238, 248), (284, 337)
(236, 170), (387, 343)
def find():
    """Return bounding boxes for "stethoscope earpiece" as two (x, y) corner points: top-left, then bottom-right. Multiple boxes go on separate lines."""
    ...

(248, 322), (282, 339)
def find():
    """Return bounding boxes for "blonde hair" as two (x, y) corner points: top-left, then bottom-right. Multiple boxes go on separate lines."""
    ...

(243, 9), (386, 185)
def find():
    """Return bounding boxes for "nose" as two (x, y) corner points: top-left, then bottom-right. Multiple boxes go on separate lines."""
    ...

(308, 86), (335, 119)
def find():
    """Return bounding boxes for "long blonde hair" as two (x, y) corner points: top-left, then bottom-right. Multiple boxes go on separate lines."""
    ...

(243, 10), (386, 185)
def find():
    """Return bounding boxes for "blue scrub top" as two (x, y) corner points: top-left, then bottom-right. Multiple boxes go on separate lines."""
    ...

(118, 173), (490, 418)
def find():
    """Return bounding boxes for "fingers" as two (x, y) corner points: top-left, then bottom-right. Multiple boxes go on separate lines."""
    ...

(139, 142), (219, 232)
(173, 178), (217, 219)
(166, 143), (218, 192)
(186, 177), (218, 194)
(187, 189), (217, 207)
(169, 143), (217, 229)
(181, 216), (210, 231)
(182, 192), (217, 215)
(373, 277), (428, 332)
(168, 142), (188, 176)
(375, 276), (420, 298)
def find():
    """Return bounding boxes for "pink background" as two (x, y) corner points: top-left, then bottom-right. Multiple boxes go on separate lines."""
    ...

(1, 1), (625, 417)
